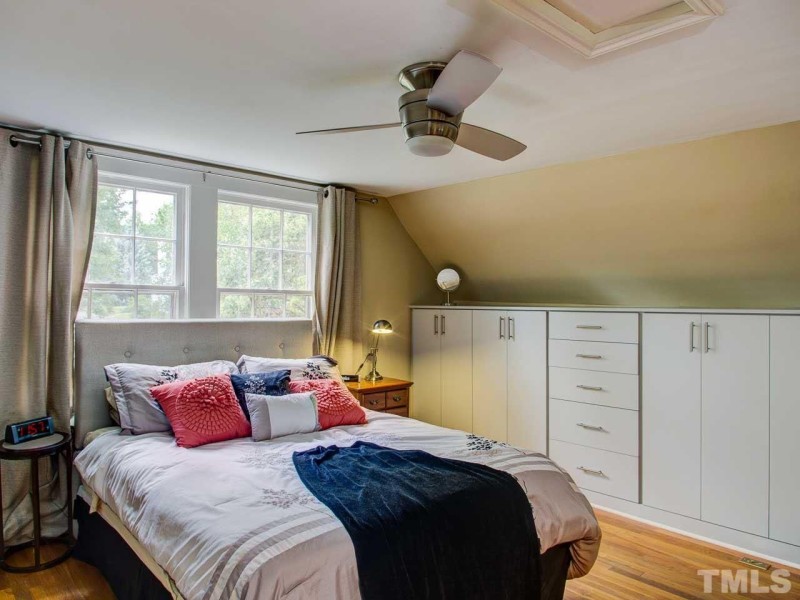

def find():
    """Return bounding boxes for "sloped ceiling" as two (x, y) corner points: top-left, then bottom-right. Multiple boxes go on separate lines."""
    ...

(389, 122), (800, 308)
(1, 0), (799, 195)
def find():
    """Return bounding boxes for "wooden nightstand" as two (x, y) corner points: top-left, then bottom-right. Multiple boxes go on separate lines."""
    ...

(346, 378), (413, 417)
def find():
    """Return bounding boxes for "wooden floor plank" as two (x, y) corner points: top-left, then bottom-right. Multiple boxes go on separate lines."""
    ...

(1, 509), (798, 598)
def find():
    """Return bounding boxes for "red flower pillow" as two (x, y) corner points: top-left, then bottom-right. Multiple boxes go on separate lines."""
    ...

(287, 379), (366, 430)
(150, 374), (251, 448)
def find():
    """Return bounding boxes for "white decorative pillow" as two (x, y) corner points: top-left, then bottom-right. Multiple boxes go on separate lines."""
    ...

(104, 360), (238, 435)
(236, 355), (343, 383)
(245, 392), (320, 441)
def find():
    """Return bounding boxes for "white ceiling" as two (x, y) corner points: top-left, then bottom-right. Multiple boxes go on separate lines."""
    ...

(1, 0), (798, 196)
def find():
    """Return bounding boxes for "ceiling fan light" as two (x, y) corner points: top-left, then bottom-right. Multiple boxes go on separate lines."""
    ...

(405, 135), (454, 157)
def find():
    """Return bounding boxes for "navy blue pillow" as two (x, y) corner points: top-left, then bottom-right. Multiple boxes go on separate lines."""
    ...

(230, 370), (290, 420)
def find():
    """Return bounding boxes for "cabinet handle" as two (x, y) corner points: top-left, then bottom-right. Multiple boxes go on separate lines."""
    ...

(576, 353), (603, 360)
(391, 395), (402, 402)
(577, 466), (606, 477)
(576, 325), (603, 330)
(577, 385), (603, 391)
(703, 322), (711, 353)
(441, 314), (446, 335)
(434, 315), (438, 335)
(509, 317), (515, 340)
(577, 422), (606, 432)
(499, 316), (505, 339)
(689, 321), (697, 352)
(368, 398), (381, 406)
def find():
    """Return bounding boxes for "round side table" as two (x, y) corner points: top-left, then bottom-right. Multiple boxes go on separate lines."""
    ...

(0, 431), (75, 572)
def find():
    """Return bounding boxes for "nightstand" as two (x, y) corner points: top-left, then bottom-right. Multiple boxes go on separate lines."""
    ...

(346, 378), (414, 417)
(0, 431), (74, 572)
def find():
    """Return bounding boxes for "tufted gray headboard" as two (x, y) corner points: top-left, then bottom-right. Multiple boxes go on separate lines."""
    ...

(74, 319), (313, 448)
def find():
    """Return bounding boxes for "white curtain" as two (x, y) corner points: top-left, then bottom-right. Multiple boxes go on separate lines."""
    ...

(0, 129), (97, 542)
(313, 186), (362, 372)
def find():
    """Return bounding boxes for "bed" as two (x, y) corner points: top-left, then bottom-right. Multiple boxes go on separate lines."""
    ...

(72, 320), (601, 600)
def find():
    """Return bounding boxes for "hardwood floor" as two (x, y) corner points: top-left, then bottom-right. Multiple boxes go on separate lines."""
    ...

(1, 510), (797, 599)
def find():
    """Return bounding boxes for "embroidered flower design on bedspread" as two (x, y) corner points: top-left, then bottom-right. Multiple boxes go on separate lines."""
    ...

(462, 434), (510, 455)
(237, 447), (293, 470)
(260, 488), (315, 510)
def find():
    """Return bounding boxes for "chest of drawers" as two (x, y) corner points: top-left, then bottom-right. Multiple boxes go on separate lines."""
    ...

(345, 378), (413, 417)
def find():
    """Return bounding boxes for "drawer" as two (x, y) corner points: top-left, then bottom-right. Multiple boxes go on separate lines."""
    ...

(361, 392), (386, 410)
(549, 440), (639, 502)
(385, 407), (409, 417)
(549, 399), (639, 456)
(549, 340), (639, 375)
(550, 312), (639, 344)
(385, 388), (409, 409)
(549, 367), (639, 410)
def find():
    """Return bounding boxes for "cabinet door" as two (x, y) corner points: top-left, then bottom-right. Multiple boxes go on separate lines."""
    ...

(472, 310), (508, 441)
(769, 316), (800, 546)
(440, 310), (473, 432)
(701, 315), (769, 537)
(507, 311), (547, 453)
(642, 314), (702, 518)
(411, 310), (441, 425)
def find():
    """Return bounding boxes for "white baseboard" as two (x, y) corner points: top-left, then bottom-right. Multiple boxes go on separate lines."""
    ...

(583, 490), (800, 570)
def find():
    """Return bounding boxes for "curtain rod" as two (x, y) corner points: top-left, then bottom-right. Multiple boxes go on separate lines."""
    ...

(5, 125), (379, 204)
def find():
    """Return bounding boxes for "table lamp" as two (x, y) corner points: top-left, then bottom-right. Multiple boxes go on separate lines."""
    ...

(356, 320), (393, 382)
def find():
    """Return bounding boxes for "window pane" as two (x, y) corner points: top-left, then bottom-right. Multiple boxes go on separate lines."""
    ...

(137, 292), (174, 319)
(219, 293), (252, 318)
(283, 212), (309, 251)
(252, 249), (280, 289)
(217, 202), (250, 246)
(282, 252), (308, 290)
(286, 294), (310, 318)
(88, 235), (133, 283)
(252, 207), (281, 249)
(136, 191), (175, 239)
(255, 294), (284, 318)
(90, 289), (135, 319)
(135, 240), (175, 285)
(95, 186), (133, 235)
(217, 246), (249, 288)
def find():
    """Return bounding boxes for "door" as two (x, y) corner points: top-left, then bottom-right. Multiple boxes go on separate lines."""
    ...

(769, 316), (800, 546)
(411, 309), (441, 425)
(642, 314), (702, 518)
(440, 309), (473, 432)
(507, 311), (547, 453)
(701, 314), (769, 537)
(472, 310), (508, 441)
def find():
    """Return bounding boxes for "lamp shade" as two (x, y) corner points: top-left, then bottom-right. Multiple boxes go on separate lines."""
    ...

(371, 320), (393, 334)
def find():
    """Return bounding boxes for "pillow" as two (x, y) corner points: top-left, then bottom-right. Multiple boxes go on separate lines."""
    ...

(104, 386), (120, 425)
(287, 379), (366, 430)
(104, 360), (237, 435)
(230, 370), (290, 420)
(245, 392), (320, 441)
(150, 374), (251, 448)
(236, 355), (344, 383)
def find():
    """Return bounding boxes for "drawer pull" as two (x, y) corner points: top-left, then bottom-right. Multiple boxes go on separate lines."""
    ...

(576, 353), (603, 360)
(576, 325), (603, 330)
(368, 399), (382, 406)
(576, 384), (604, 391)
(391, 395), (402, 402)
(577, 422), (606, 432)
(577, 466), (606, 477)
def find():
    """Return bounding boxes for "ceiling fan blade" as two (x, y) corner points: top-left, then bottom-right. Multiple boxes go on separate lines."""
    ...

(427, 50), (502, 116)
(456, 123), (526, 161)
(296, 123), (401, 135)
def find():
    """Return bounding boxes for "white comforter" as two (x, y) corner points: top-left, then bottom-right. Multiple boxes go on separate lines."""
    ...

(75, 410), (600, 600)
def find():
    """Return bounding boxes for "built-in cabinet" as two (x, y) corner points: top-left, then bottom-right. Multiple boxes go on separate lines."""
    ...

(472, 310), (547, 451)
(410, 309), (472, 430)
(642, 314), (770, 537)
(411, 306), (800, 565)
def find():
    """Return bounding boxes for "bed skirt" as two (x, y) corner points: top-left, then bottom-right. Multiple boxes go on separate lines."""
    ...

(73, 495), (571, 600)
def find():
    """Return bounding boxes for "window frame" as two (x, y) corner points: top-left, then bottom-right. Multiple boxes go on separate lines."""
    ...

(82, 171), (189, 320)
(216, 189), (317, 320)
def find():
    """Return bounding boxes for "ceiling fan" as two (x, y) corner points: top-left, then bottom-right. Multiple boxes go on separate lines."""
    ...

(296, 50), (527, 161)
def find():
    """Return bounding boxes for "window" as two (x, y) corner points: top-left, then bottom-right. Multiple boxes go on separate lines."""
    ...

(217, 192), (315, 319)
(78, 156), (318, 321)
(80, 173), (186, 319)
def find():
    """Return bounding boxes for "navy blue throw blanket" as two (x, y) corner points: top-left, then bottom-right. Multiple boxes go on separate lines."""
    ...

(293, 442), (541, 600)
